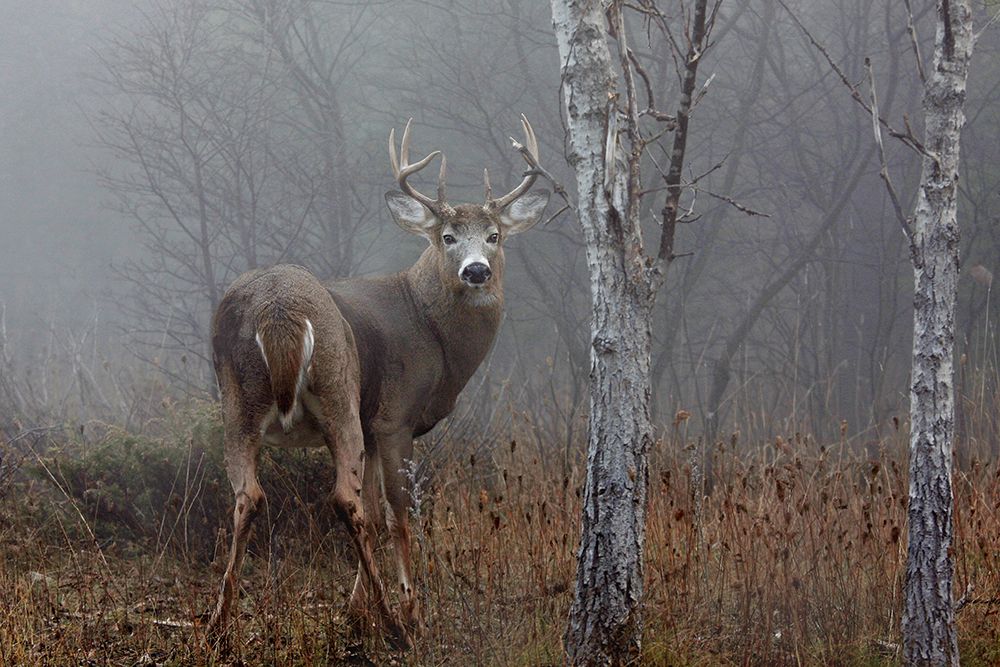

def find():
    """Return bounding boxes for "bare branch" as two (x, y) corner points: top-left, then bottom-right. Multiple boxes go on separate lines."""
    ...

(974, 6), (1000, 41)
(865, 58), (913, 245)
(626, 47), (656, 113)
(697, 188), (770, 218)
(654, 0), (712, 263)
(902, 0), (926, 82)
(776, 0), (929, 158)
(511, 138), (575, 213)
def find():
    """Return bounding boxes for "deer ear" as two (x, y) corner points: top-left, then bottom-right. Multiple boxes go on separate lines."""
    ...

(385, 191), (439, 237)
(499, 190), (549, 235)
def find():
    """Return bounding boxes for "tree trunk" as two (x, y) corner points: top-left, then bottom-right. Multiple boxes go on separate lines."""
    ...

(551, 1), (656, 663)
(901, 1), (972, 664)
(650, 0), (773, 407)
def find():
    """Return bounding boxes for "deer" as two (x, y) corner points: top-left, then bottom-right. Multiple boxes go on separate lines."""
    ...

(207, 116), (549, 648)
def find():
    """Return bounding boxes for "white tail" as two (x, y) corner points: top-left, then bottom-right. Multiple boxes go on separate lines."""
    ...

(208, 119), (550, 649)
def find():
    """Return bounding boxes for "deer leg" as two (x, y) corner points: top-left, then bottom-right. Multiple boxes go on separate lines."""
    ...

(379, 433), (425, 634)
(325, 414), (411, 649)
(347, 450), (382, 627)
(209, 431), (264, 636)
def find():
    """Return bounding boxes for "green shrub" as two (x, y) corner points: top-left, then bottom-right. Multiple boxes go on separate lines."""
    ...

(33, 401), (347, 561)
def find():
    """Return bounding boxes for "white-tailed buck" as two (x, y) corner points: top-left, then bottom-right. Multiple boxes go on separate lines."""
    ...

(208, 117), (549, 647)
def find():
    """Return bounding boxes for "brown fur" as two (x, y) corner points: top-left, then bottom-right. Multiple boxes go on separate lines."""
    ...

(208, 178), (548, 648)
(255, 310), (309, 420)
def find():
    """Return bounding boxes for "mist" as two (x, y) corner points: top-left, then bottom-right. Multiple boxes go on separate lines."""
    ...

(4, 0), (996, 440)
(2, 0), (999, 663)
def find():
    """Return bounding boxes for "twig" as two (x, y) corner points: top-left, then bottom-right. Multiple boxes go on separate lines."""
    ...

(950, 583), (1000, 614)
(679, 187), (699, 222)
(691, 71), (716, 109)
(511, 138), (575, 213)
(151, 617), (195, 629)
(542, 204), (571, 227)
(901, 0), (926, 82)
(689, 156), (727, 186)
(626, 47), (656, 113)
(974, 6), (1000, 42)
(638, 108), (677, 126)
(626, 44), (678, 126)
(697, 188), (770, 217)
(865, 58), (913, 245)
(776, 0), (929, 158)
(954, 583), (973, 613)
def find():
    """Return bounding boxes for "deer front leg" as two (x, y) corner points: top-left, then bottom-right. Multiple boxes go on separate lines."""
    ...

(378, 431), (425, 635)
(325, 413), (411, 649)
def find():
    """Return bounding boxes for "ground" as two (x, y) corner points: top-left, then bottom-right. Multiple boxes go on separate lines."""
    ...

(1, 404), (999, 665)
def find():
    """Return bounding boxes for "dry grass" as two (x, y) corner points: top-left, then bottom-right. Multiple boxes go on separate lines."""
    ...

(2, 403), (1000, 666)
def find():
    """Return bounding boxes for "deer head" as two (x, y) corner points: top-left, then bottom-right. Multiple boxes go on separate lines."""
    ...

(384, 117), (550, 300)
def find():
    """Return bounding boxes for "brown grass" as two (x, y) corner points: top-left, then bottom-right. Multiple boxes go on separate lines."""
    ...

(1, 403), (1000, 666)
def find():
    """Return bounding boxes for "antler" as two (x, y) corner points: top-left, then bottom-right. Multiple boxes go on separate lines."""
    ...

(484, 114), (540, 211)
(389, 118), (451, 215)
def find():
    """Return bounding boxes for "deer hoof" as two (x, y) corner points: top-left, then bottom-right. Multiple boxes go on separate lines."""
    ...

(385, 621), (414, 651)
(404, 606), (427, 638)
(204, 617), (232, 655)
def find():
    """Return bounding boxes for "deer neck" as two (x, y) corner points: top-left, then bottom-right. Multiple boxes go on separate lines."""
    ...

(405, 246), (504, 377)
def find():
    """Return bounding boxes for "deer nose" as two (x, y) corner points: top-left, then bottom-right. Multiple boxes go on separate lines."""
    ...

(461, 262), (492, 285)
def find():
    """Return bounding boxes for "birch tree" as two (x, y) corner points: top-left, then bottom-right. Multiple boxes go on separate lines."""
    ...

(898, 2), (973, 663)
(92, 0), (380, 390)
(548, 0), (720, 662)
(832, 2), (975, 662)
(784, 1), (974, 660)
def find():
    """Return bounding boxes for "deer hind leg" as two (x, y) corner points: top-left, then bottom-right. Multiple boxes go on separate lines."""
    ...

(209, 427), (264, 637)
(347, 449), (383, 624)
(324, 412), (411, 649)
(379, 437), (425, 635)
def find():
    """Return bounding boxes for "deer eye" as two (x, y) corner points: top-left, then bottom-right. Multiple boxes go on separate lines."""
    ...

(487, 233), (499, 244)
(442, 234), (457, 245)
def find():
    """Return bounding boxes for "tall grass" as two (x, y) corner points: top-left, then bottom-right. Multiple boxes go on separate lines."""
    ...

(1, 390), (1000, 666)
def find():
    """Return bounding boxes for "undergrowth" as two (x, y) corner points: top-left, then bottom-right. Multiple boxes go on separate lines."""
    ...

(1, 401), (998, 665)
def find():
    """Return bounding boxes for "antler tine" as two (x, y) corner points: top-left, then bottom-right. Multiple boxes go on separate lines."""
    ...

(389, 118), (447, 213)
(485, 115), (540, 211)
(438, 154), (447, 203)
(483, 168), (492, 204)
(388, 127), (400, 177)
(399, 118), (413, 169)
(521, 113), (539, 161)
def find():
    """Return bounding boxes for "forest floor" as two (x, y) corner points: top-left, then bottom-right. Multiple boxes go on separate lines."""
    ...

(2, 402), (1000, 666)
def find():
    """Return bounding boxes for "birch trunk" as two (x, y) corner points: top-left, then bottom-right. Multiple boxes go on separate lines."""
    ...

(550, 1), (657, 663)
(902, 1), (973, 664)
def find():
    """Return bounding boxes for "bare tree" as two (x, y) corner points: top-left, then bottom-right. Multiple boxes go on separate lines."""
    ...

(549, 0), (721, 662)
(895, 2), (973, 663)
(786, 0), (975, 661)
(92, 0), (380, 390)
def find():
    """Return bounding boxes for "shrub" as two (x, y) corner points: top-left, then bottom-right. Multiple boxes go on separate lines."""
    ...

(32, 401), (347, 561)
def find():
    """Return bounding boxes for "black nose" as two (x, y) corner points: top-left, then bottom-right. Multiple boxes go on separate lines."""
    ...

(461, 262), (492, 285)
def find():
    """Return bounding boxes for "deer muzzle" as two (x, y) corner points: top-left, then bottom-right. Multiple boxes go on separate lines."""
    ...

(460, 259), (492, 286)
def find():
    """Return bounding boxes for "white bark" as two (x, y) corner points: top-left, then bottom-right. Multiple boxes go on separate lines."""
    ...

(551, 1), (656, 663)
(902, 1), (973, 665)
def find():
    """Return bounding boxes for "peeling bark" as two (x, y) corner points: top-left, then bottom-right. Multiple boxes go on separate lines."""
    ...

(901, 1), (972, 665)
(550, 1), (655, 663)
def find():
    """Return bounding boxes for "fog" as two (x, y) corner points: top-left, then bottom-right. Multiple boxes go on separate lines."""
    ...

(3, 0), (999, 447)
(1, 1), (128, 325)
